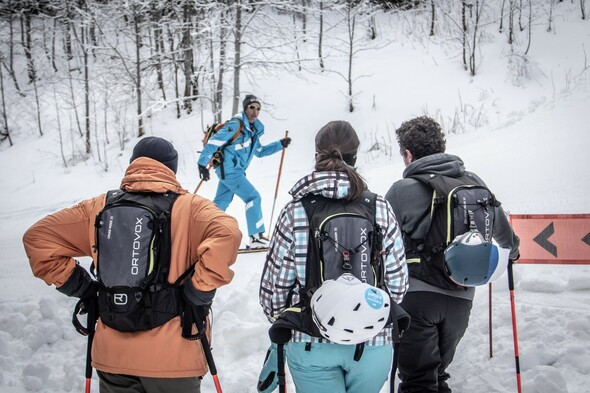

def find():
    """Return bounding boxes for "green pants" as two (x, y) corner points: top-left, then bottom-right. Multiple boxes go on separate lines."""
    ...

(97, 370), (201, 393)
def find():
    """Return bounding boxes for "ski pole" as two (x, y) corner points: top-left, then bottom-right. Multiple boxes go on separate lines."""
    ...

(194, 164), (213, 194)
(83, 298), (97, 393)
(269, 130), (289, 231)
(489, 282), (493, 358)
(277, 343), (287, 393)
(199, 333), (223, 393)
(390, 342), (400, 393)
(507, 260), (522, 393)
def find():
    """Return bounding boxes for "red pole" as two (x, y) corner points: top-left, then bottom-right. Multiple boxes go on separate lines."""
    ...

(488, 282), (493, 358)
(268, 131), (289, 231)
(200, 333), (223, 393)
(507, 260), (522, 393)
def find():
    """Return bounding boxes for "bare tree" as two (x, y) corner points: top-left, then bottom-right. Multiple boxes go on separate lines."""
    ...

(131, 2), (144, 137)
(21, 8), (36, 84)
(181, 2), (195, 113)
(499, 0), (506, 32)
(508, 0), (515, 45)
(430, 0), (436, 36)
(231, 0), (243, 115)
(0, 51), (12, 146)
(1, 1), (24, 93)
(318, 0), (325, 69)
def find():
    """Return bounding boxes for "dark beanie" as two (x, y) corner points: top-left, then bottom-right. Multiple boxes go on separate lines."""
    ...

(242, 95), (261, 111)
(130, 136), (178, 173)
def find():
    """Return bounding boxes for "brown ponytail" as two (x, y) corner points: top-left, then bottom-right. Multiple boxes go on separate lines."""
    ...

(315, 121), (365, 201)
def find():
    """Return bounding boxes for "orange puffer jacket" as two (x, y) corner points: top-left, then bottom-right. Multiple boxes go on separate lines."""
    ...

(23, 157), (242, 378)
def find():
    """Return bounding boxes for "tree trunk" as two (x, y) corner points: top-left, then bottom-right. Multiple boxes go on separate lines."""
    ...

(64, 0), (73, 60)
(182, 3), (194, 113)
(0, 58), (13, 146)
(499, 0), (506, 32)
(293, 13), (302, 71)
(3, 1), (22, 94)
(524, 0), (532, 55)
(22, 12), (36, 84)
(153, 20), (167, 101)
(209, 29), (218, 121)
(32, 78), (43, 136)
(469, 0), (481, 76)
(82, 13), (91, 153)
(430, 0), (435, 36)
(462, 1), (468, 70)
(167, 23), (181, 118)
(508, 0), (515, 45)
(216, 13), (228, 123)
(346, 1), (355, 113)
(318, 1), (324, 70)
(133, 6), (144, 137)
(232, 0), (243, 115)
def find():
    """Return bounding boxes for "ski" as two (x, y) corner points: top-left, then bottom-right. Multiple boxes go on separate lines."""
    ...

(238, 247), (269, 254)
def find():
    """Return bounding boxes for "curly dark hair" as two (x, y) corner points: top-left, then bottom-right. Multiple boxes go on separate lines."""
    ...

(315, 120), (366, 201)
(395, 116), (446, 159)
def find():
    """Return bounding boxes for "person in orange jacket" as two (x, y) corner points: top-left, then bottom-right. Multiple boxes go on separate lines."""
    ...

(23, 136), (242, 393)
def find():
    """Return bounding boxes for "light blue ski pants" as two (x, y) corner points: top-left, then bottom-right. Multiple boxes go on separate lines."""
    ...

(213, 171), (265, 237)
(286, 342), (392, 393)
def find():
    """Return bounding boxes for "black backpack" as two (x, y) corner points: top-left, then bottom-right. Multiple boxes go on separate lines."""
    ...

(301, 191), (384, 292)
(94, 190), (191, 332)
(404, 172), (500, 290)
(270, 191), (395, 341)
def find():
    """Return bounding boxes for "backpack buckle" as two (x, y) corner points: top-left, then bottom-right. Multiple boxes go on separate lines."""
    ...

(342, 250), (352, 270)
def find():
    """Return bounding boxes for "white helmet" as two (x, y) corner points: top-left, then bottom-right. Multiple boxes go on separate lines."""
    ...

(310, 274), (390, 345)
(444, 230), (510, 287)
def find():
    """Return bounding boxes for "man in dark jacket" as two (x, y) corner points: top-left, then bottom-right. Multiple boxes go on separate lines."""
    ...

(385, 116), (520, 393)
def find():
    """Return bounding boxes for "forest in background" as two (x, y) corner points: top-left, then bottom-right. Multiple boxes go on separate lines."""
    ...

(0, 0), (587, 168)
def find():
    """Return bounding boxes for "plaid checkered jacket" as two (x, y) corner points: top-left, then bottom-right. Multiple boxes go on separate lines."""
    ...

(259, 171), (408, 346)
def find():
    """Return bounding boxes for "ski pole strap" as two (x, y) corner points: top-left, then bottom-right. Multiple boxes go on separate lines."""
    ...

(72, 297), (98, 337)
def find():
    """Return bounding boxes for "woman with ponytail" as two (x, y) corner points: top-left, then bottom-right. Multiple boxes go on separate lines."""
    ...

(259, 121), (408, 393)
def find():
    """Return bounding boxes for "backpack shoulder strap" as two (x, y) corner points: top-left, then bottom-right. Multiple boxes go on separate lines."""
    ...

(227, 117), (243, 144)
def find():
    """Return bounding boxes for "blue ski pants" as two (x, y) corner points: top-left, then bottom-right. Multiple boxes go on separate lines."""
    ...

(213, 171), (265, 237)
(286, 342), (392, 393)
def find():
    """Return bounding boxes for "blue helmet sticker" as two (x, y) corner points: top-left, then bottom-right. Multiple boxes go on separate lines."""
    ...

(365, 288), (384, 309)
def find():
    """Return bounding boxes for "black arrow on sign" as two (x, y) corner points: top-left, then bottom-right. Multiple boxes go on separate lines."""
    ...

(583, 232), (590, 247)
(533, 222), (557, 257)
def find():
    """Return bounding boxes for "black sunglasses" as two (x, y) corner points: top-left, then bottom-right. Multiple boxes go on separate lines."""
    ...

(248, 105), (261, 111)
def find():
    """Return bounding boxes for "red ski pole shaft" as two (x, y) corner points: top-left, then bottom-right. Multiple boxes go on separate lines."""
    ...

(200, 333), (222, 393)
(489, 282), (493, 358)
(507, 260), (522, 393)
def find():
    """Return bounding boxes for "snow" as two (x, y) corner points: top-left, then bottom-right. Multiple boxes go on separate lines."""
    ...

(1, 3), (590, 393)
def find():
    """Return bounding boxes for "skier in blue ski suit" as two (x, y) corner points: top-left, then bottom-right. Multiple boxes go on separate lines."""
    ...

(198, 95), (291, 247)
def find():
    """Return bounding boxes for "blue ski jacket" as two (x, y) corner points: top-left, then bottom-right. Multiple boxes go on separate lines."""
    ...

(198, 112), (283, 175)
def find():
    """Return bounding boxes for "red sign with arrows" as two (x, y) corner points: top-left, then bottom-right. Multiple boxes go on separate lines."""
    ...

(509, 214), (590, 264)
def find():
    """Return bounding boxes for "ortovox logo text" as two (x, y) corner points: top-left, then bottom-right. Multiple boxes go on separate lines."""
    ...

(360, 227), (369, 282)
(114, 293), (128, 305)
(131, 217), (143, 275)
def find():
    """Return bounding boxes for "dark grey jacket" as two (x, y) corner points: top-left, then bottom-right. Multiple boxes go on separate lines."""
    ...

(385, 153), (520, 299)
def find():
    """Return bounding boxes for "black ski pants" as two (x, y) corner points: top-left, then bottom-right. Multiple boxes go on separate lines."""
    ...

(397, 291), (472, 393)
(97, 370), (201, 393)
